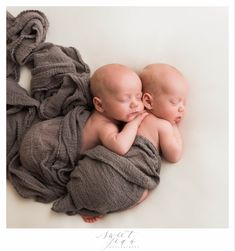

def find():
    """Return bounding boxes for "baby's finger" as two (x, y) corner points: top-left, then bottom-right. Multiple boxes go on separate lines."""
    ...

(140, 111), (149, 119)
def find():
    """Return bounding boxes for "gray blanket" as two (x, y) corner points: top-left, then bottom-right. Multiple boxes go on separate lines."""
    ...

(7, 10), (92, 202)
(7, 10), (162, 214)
(52, 136), (161, 216)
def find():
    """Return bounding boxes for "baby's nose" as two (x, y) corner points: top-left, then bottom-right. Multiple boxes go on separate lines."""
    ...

(130, 98), (138, 108)
(178, 105), (185, 112)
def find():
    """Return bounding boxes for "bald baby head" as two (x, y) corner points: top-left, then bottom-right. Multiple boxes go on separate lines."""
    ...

(139, 63), (187, 96)
(90, 64), (140, 98)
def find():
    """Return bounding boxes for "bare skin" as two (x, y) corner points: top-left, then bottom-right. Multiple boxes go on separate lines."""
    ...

(81, 215), (103, 223)
(138, 63), (189, 162)
(81, 64), (148, 155)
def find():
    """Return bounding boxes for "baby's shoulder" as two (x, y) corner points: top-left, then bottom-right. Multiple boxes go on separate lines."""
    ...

(139, 113), (160, 132)
(92, 111), (119, 130)
(143, 114), (172, 130)
(144, 113), (164, 124)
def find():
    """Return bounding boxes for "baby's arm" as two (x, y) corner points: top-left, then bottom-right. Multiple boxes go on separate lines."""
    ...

(99, 112), (148, 155)
(158, 120), (183, 163)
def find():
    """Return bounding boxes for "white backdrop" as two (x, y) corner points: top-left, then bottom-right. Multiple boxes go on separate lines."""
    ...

(7, 6), (228, 228)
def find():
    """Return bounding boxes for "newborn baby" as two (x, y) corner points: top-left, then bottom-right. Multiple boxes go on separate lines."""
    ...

(138, 63), (189, 162)
(81, 63), (147, 154)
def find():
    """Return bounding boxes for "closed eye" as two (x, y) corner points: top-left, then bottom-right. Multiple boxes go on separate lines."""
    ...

(117, 96), (130, 102)
(118, 99), (129, 103)
(170, 100), (178, 105)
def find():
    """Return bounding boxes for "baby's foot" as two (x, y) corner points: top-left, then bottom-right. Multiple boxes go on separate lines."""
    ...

(81, 215), (103, 223)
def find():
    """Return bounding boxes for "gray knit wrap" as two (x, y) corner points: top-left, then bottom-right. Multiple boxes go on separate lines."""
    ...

(7, 10), (92, 202)
(7, 10), (161, 214)
(52, 136), (161, 216)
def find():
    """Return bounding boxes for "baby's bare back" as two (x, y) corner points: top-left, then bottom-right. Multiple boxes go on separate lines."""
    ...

(81, 112), (101, 153)
(81, 111), (120, 153)
(137, 114), (160, 150)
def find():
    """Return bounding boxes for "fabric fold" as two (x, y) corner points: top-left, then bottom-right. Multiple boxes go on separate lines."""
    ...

(7, 10), (91, 202)
(7, 10), (49, 65)
(7, 10), (162, 216)
(52, 136), (161, 215)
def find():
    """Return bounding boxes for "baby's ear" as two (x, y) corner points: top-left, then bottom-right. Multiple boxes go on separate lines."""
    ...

(143, 93), (153, 110)
(93, 97), (104, 112)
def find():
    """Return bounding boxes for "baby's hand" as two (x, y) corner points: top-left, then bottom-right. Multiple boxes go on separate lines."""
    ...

(131, 111), (149, 127)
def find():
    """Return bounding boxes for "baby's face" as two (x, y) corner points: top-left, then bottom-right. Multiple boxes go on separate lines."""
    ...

(150, 75), (188, 125)
(101, 71), (144, 122)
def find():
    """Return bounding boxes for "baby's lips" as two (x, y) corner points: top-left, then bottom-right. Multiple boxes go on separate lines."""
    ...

(175, 117), (182, 123)
(131, 110), (140, 114)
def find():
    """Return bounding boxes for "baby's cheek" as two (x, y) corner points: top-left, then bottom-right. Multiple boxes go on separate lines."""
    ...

(167, 110), (176, 119)
(140, 102), (145, 111)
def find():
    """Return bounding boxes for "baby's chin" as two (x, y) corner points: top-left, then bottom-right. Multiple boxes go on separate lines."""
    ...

(163, 118), (180, 126)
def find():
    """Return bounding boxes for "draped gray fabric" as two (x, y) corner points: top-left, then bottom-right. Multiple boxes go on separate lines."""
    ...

(7, 10), (161, 214)
(52, 136), (161, 216)
(7, 10), (92, 202)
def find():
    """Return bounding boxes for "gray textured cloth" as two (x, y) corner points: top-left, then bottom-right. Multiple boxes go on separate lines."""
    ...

(7, 10), (92, 202)
(52, 136), (161, 216)
(18, 107), (90, 202)
(7, 10), (162, 215)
